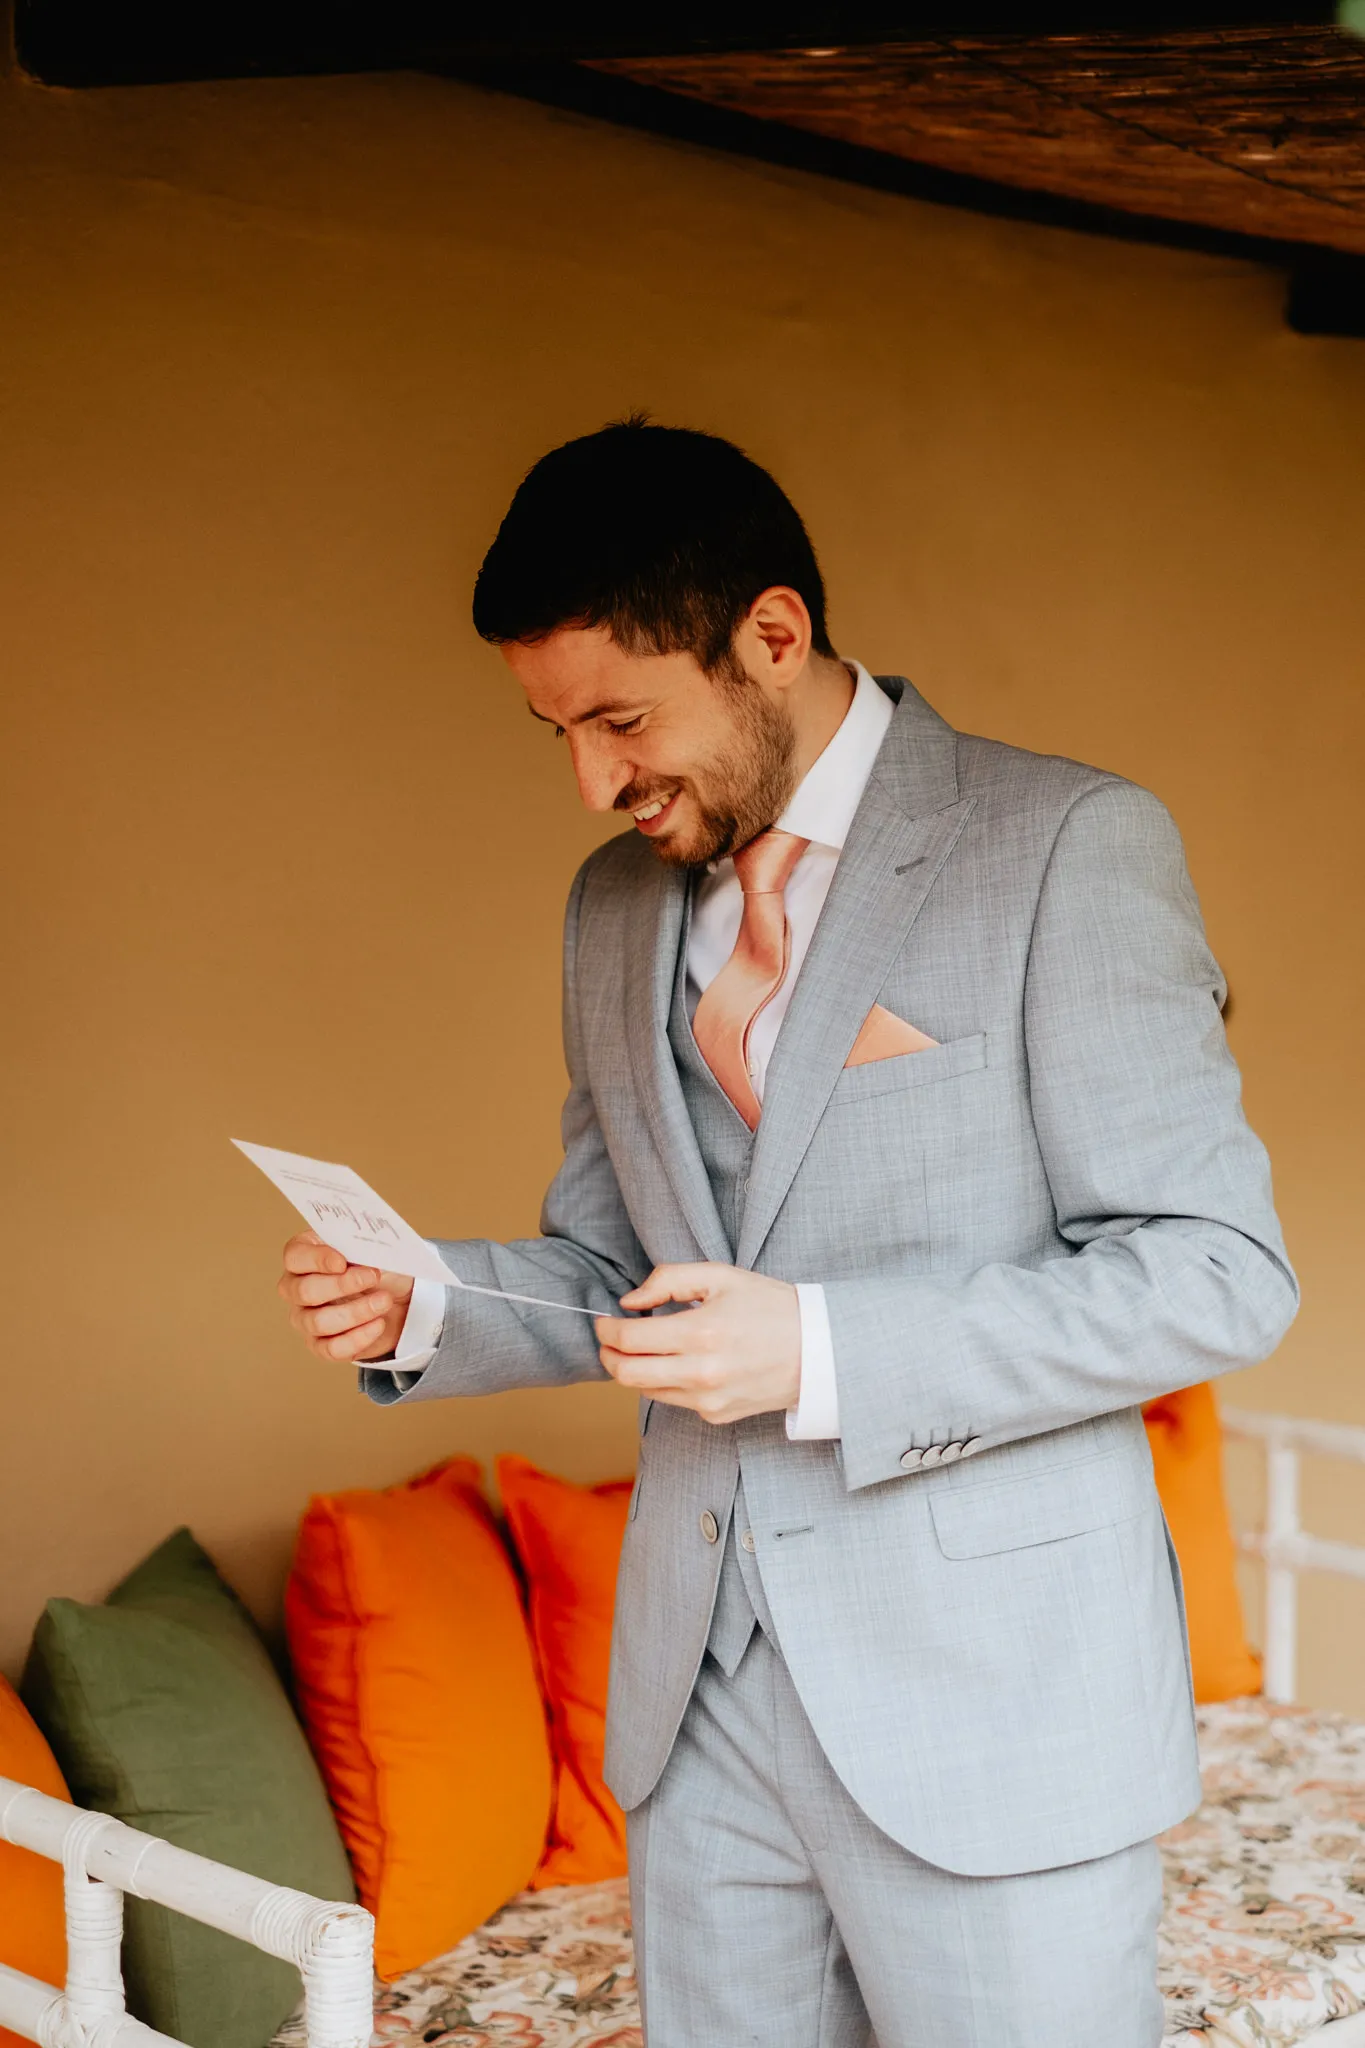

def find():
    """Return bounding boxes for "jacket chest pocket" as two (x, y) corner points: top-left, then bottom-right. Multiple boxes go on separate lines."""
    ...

(795, 1033), (988, 1266)
(827, 1031), (988, 1107)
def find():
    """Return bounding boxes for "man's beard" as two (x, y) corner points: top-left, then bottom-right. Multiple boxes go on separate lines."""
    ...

(618, 666), (800, 870)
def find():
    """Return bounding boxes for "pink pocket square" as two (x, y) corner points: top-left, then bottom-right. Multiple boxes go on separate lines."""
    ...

(845, 1004), (939, 1067)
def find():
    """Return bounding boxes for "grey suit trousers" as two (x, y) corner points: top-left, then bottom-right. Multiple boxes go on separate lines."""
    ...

(630, 1528), (1165, 2047)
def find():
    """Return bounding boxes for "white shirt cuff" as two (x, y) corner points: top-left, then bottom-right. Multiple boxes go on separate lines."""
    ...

(785, 1282), (840, 1440)
(384, 1276), (446, 1391)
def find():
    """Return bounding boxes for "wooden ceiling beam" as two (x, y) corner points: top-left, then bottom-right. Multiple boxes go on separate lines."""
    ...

(13, 4), (1346, 88)
(592, 30), (1365, 259)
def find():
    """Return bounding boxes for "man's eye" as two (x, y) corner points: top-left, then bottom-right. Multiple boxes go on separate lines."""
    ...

(607, 717), (645, 736)
(554, 725), (565, 739)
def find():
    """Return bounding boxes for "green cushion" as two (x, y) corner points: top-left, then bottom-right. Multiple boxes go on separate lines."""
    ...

(22, 1528), (355, 2048)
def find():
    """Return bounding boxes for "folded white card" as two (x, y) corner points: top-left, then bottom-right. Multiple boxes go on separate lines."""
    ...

(233, 1140), (600, 1317)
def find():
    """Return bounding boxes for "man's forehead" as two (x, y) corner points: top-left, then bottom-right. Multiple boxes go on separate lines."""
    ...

(503, 628), (690, 725)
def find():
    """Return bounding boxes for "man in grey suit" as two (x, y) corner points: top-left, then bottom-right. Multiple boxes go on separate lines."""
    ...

(279, 422), (1296, 2045)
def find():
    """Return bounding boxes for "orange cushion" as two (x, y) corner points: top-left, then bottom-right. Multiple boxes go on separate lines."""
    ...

(1144, 1382), (1262, 1702)
(497, 1455), (632, 1888)
(0, 1674), (70, 2044)
(285, 1455), (553, 1981)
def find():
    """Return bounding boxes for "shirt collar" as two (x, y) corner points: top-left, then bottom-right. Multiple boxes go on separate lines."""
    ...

(775, 661), (894, 853)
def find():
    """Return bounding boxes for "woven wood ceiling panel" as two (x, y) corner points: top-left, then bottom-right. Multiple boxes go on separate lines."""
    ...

(591, 28), (1365, 257)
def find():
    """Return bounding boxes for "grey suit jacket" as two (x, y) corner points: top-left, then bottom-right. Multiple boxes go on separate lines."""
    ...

(365, 677), (1296, 1875)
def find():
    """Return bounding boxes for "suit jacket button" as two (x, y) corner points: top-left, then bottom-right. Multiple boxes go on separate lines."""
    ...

(700, 1509), (720, 1543)
(899, 1448), (924, 1472)
(938, 1442), (963, 1464)
(741, 1529), (756, 1553)
(919, 1444), (944, 1468)
(960, 1437), (984, 1457)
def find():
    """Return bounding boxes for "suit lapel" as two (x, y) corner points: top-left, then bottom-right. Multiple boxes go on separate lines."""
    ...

(623, 853), (732, 1265)
(736, 680), (976, 1270)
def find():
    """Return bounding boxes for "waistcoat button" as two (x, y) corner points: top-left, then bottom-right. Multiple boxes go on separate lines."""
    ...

(700, 1509), (720, 1543)
(741, 1528), (756, 1553)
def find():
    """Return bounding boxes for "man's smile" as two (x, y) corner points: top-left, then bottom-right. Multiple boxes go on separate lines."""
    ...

(631, 789), (681, 834)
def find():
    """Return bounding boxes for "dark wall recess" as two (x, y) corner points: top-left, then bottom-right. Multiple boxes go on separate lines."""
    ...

(1287, 250), (1365, 332)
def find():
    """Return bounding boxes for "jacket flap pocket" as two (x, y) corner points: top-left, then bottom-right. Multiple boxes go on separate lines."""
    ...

(929, 1452), (1148, 1559)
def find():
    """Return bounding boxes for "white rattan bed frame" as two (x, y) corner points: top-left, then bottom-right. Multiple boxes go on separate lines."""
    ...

(1218, 1408), (1365, 2047)
(0, 1781), (373, 2048)
(2, 1404), (1363, 2048)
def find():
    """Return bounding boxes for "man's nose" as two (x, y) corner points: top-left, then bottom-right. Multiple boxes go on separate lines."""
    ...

(569, 739), (631, 814)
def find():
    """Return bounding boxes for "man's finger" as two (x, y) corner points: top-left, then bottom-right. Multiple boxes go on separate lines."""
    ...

(312, 1316), (387, 1363)
(309, 1293), (392, 1338)
(287, 1265), (383, 1309)
(599, 1344), (717, 1392)
(291, 1291), (392, 1340)
(283, 1231), (349, 1276)
(277, 1264), (379, 1308)
(617, 1263), (717, 1313)
(594, 1309), (706, 1355)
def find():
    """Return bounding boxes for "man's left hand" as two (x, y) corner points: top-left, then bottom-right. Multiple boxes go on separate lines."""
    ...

(595, 1263), (801, 1425)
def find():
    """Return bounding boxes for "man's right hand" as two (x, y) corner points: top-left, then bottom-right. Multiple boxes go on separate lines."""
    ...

(277, 1230), (415, 1363)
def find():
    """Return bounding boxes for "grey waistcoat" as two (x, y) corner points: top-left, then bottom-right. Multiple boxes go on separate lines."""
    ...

(667, 896), (777, 1676)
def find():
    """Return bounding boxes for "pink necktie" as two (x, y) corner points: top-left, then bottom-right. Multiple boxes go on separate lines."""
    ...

(693, 828), (810, 1130)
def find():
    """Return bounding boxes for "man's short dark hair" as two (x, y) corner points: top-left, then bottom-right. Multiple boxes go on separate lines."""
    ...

(472, 418), (835, 670)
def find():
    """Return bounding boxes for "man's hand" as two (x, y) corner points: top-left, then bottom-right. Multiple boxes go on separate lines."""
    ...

(277, 1230), (415, 1363)
(595, 1263), (800, 1425)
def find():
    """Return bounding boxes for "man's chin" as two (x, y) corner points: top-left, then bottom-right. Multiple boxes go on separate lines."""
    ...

(645, 829), (712, 870)
(645, 824), (734, 869)
(632, 795), (721, 869)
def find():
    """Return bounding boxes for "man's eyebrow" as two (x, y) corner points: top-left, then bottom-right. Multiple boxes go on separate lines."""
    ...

(526, 700), (638, 727)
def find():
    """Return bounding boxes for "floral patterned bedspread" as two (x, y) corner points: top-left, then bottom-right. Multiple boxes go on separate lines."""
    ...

(273, 1700), (1365, 2048)
(1162, 1701), (1365, 2047)
(271, 1880), (640, 2048)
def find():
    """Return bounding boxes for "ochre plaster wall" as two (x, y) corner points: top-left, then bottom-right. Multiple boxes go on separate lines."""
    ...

(2, 59), (1362, 1702)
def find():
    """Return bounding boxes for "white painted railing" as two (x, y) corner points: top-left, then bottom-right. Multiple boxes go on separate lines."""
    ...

(1222, 1405), (1365, 1707)
(0, 1777), (373, 2048)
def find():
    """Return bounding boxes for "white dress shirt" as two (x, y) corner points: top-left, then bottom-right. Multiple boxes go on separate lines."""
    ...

(393, 662), (895, 1441)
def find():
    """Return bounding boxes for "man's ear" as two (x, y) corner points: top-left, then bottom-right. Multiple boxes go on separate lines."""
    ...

(735, 587), (813, 690)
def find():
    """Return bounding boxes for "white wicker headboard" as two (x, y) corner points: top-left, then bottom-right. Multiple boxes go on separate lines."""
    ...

(1222, 1405), (1365, 1705)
